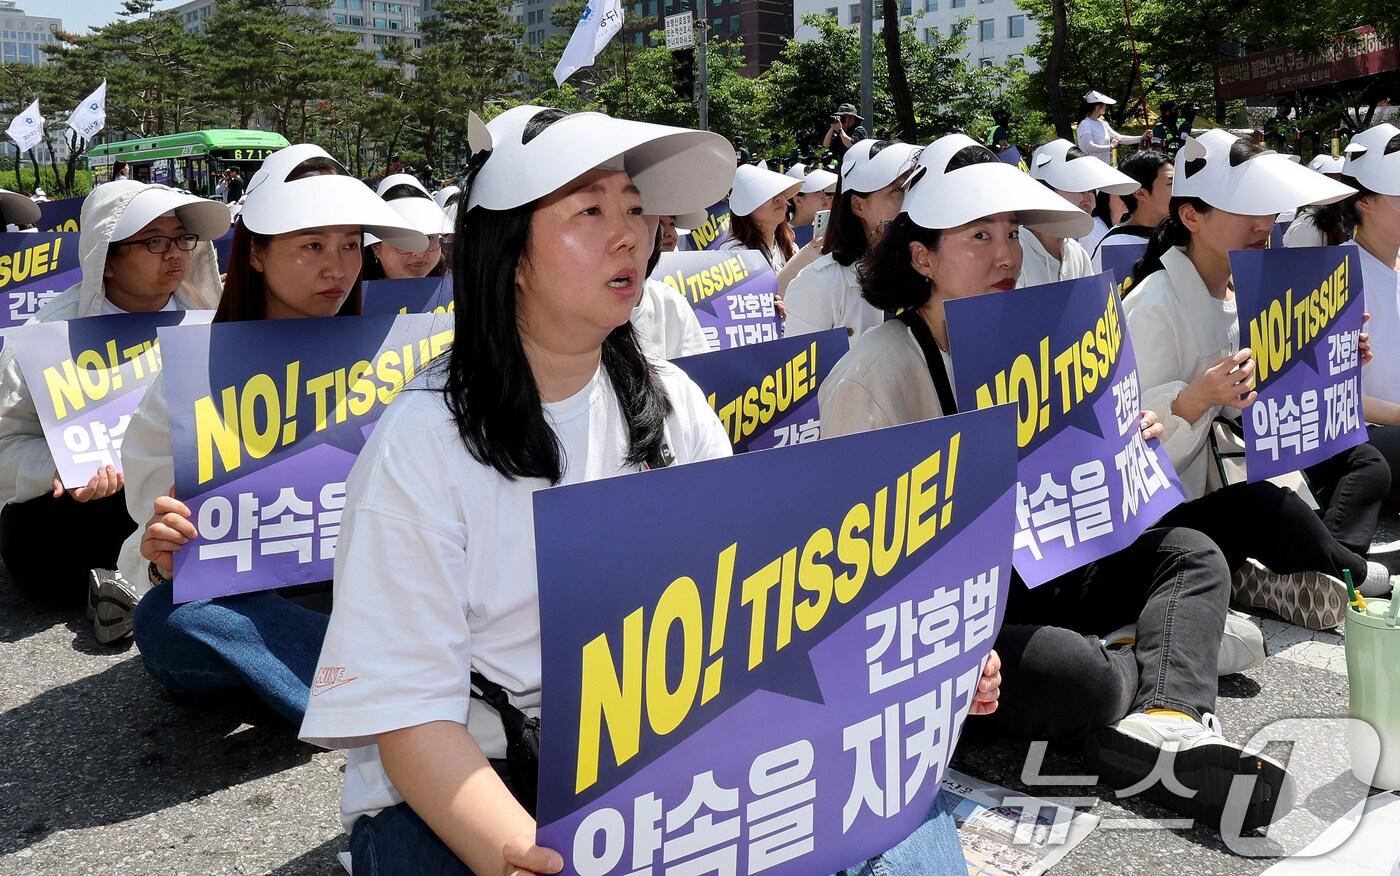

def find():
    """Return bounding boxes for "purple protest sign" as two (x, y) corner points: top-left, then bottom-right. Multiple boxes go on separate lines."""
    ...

(945, 272), (1186, 587)
(653, 249), (781, 352)
(534, 404), (1017, 875)
(37, 196), (83, 233)
(1231, 246), (1367, 481)
(161, 313), (453, 603)
(361, 276), (453, 315)
(674, 329), (848, 452)
(1099, 240), (1146, 297)
(7, 309), (214, 488)
(0, 232), (80, 332)
(681, 199), (732, 251)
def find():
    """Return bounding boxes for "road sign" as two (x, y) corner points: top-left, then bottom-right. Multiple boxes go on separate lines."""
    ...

(665, 11), (695, 50)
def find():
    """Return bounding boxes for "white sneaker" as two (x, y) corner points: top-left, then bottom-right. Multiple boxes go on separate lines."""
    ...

(1219, 610), (1267, 675)
(1086, 711), (1294, 832)
(87, 568), (149, 645)
(1231, 559), (1347, 630)
(1099, 613), (1267, 677)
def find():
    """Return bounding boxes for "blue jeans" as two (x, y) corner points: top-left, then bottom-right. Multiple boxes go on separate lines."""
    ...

(349, 791), (964, 876)
(132, 584), (329, 724)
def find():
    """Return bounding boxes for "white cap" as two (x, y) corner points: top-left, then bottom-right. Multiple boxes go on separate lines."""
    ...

(800, 168), (838, 194)
(432, 185), (461, 208)
(903, 135), (1093, 238)
(1342, 124), (1400, 196)
(1084, 90), (1117, 106)
(366, 173), (452, 245)
(240, 144), (428, 251)
(785, 162), (807, 180)
(839, 140), (922, 194)
(466, 105), (734, 216)
(0, 187), (40, 226)
(110, 185), (231, 242)
(1030, 139), (1140, 195)
(1174, 129), (1355, 214)
(1308, 153), (1344, 175)
(729, 162), (802, 217)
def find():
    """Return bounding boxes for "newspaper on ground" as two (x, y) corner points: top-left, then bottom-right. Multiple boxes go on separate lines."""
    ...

(940, 769), (1100, 876)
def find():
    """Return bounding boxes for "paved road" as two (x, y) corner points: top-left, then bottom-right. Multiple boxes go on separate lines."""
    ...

(0, 571), (1374, 875)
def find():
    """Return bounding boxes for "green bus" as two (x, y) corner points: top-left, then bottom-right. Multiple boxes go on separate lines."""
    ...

(86, 129), (291, 199)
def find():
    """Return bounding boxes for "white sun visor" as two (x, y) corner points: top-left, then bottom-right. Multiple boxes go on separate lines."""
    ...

(1308, 154), (1344, 175)
(0, 188), (40, 227)
(1174, 129), (1355, 215)
(840, 140), (922, 194)
(904, 134), (1093, 238)
(1342, 124), (1400, 196)
(465, 105), (735, 217)
(110, 185), (232, 242)
(728, 163), (803, 216)
(800, 168), (839, 194)
(240, 144), (429, 251)
(1030, 139), (1140, 195)
(1084, 90), (1117, 105)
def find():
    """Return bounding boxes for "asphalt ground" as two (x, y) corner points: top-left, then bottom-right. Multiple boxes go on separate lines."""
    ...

(0, 557), (1387, 876)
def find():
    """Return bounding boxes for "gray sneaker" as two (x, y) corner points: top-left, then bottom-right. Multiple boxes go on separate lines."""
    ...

(87, 569), (144, 644)
(1231, 559), (1347, 631)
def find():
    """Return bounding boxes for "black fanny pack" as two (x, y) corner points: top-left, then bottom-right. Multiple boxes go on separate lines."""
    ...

(471, 671), (540, 816)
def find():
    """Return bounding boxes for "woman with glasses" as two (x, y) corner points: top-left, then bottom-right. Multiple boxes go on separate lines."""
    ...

(362, 174), (451, 280)
(0, 182), (228, 627)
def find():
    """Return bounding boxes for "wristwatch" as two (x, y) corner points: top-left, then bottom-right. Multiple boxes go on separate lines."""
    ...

(148, 560), (172, 587)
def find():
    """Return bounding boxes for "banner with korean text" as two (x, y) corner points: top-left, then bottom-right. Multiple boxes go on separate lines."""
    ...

(9, 309), (214, 487)
(0, 232), (79, 332)
(945, 272), (1185, 587)
(674, 330), (848, 453)
(161, 313), (453, 602)
(653, 249), (781, 352)
(1230, 246), (1367, 480)
(534, 404), (1017, 875)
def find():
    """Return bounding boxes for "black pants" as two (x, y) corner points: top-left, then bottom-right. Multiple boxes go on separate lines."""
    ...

(1367, 425), (1400, 510)
(1303, 442), (1389, 556)
(1160, 479), (1369, 582)
(0, 490), (137, 607)
(984, 527), (1228, 744)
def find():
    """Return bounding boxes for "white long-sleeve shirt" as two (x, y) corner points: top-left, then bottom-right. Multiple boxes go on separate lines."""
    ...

(1122, 246), (1238, 500)
(1076, 116), (1142, 162)
(783, 253), (884, 339)
(1017, 232), (1093, 288)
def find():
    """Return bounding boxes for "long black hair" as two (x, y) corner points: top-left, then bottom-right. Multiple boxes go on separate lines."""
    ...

(822, 139), (904, 267)
(857, 144), (999, 310)
(440, 107), (672, 484)
(1129, 137), (1266, 288)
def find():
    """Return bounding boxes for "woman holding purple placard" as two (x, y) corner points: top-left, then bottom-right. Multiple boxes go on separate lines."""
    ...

(821, 132), (1292, 836)
(117, 143), (427, 724)
(1125, 129), (1396, 622)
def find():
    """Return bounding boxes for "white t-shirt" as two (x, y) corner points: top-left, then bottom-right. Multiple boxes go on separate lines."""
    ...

(1017, 232), (1093, 288)
(1351, 241), (1400, 408)
(299, 361), (731, 831)
(783, 253), (884, 339)
(1076, 117), (1142, 162)
(1282, 210), (1327, 248)
(1080, 215), (1111, 258)
(631, 279), (711, 359)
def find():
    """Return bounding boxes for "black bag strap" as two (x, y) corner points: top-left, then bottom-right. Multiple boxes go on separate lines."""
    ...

(1093, 224), (1153, 259)
(897, 309), (958, 415)
(470, 671), (534, 737)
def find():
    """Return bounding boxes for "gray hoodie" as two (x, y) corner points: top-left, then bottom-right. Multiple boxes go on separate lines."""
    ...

(0, 182), (223, 504)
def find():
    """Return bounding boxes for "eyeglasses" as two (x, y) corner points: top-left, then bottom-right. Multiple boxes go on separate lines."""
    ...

(114, 234), (200, 254)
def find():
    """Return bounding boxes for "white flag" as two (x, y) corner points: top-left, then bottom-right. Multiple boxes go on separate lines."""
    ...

(553, 0), (624, 86)
(67, 81), (107, 144)
(6, 99), (43, 153)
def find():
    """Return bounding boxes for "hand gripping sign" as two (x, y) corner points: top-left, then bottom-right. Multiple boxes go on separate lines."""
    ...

(161, 312), (453, 602)
(1230, 246), (1368, 481)
(653, 249), (782, 353)
(945, 272), (1186, 587)
(674, 329), (848, 453)
(9, 309), (214, 488)
(533, 404), (1017, 875)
